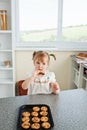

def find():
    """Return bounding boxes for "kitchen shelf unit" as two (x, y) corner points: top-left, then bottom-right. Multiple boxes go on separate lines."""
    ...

(0, 0), (15, 98)
(71, 55), (87, 90)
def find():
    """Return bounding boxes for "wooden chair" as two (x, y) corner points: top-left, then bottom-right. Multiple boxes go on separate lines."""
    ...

(15, 80), (28, 96)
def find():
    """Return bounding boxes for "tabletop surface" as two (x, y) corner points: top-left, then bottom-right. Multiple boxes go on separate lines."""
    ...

(0, 88), (87, 130)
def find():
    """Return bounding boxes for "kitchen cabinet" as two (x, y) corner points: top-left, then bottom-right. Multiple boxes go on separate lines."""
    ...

(0, 0), (15, 98)
(71, 55), (87, 89)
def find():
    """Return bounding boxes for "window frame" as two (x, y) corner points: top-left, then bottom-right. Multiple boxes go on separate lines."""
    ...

(14, 0), (87, 51)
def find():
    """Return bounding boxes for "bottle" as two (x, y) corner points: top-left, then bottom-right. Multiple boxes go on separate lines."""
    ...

(0, 10), (7, 30)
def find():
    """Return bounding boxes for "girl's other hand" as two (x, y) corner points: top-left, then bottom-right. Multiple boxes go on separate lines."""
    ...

(50, 82), (60, 94)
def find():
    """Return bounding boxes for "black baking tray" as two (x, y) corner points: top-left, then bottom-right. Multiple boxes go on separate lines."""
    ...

(17, 104), (54, 130)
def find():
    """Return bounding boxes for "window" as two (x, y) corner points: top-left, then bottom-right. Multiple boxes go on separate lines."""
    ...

(15, 0), (87, 50)
(62, 0), (87, 42)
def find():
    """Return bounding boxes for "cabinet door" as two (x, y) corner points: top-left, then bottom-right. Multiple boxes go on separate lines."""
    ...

(0, 85), (13, 98)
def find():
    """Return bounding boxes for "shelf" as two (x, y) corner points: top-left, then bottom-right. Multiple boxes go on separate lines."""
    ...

(0, 78), (13, 84)
(0, 66), (13, 70)
(0, 0), (10, 2)
(0, 50), (12, 52)
(82, 63), (87, 68)
(0, 30), (12, 34)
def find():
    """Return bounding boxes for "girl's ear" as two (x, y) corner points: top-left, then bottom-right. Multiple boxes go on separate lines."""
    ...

(32, 51), (37, 60)
(33, 60), (35, 65)
(47, 61), (49, 67)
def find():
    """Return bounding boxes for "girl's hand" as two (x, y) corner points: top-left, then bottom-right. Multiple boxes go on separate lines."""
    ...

(33, 70), (45, 78)
(32, 70), (39, 79)
(50, 82), (60, 94)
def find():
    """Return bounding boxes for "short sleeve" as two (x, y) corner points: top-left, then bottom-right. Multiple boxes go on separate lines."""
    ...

(25, 72), (32, 78)
(49, 72), (56, 83)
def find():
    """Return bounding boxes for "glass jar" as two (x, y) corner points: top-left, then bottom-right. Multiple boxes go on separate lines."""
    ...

(0, 10), (7, 30)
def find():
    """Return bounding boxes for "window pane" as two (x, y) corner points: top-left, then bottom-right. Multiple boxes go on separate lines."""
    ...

(18, 0), (58, 42)
(62, 0), (87, 42)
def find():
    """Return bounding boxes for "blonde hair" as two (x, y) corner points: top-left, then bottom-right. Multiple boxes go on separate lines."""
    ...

(32, 51), (56, 62)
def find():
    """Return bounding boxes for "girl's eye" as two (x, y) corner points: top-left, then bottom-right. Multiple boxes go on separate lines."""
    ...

(36, 62), (40, 64)
(43, 63), (46, 65)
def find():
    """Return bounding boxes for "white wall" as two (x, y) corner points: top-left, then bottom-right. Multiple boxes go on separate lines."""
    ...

(15, 51), (79, 90)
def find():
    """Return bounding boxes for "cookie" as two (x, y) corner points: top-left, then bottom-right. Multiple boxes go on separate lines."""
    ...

(22, 116), (30, 122)
(42, 122), (51, 129)
(22, 111), (30, 117)
(40, 111), (48, 116)
(41, 106), (48, 111)
(31, 123), (40, 129)
(32, 117), (40, 123)
(21, 122), (30, 129)
(38, 72), (45, 75)
(33, 106), (40, 112)
(41, 116), (48, 122)
(31, 111), (38, 117)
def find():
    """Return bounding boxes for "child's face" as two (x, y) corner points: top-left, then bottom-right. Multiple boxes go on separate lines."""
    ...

(34, 57), (49, 72)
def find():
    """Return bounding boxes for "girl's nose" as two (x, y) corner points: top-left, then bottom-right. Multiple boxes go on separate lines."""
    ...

(39, 63), (43, 67)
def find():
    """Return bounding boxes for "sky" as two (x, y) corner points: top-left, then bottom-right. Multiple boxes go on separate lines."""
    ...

(18, 0), (87, 30)
(63, 0), (87, 26)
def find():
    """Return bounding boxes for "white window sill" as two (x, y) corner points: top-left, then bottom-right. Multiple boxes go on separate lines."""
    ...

(15, 41), (87, 51)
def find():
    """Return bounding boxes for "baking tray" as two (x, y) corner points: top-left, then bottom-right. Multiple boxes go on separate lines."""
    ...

(17, 104), (54, 130)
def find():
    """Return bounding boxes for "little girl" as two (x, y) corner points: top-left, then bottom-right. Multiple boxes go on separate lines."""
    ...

(22, 51), (60, 95)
